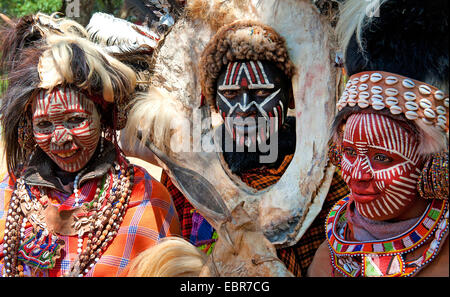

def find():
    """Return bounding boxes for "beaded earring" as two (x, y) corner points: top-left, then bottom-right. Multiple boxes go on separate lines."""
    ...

(417, 152), (449, 200)
(17, 115), (35, 152)
(328, 142), (342, 168)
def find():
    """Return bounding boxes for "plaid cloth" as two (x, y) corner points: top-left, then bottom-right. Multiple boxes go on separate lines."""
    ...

(160, 158), (349, 277)
(0, 166), (181, 277)
(239, 155), (294, 190)
(276, 168), (349, 276)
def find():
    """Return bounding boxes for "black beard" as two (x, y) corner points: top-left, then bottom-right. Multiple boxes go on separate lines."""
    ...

(221, 116), (296, 175)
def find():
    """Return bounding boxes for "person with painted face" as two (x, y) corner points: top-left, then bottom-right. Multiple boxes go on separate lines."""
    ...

(308, 0), (449, 277)
(158, 20), (350, 277)
(0, 14), (180, 277)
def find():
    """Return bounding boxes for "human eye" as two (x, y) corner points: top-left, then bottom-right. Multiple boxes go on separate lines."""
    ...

(254, 89), (272, 97)
(221, 90), (238, 99)
(343, 146), (357, 158)
(373, 153), (393, 163)
(67, 116), (87, 124)
(35, 120), (52, 129)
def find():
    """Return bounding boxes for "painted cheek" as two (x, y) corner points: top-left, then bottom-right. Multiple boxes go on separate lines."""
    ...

(342, 113), (421, 220)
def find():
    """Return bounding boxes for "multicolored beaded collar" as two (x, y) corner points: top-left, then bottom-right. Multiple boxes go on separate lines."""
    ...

(326, 196), (448, 277)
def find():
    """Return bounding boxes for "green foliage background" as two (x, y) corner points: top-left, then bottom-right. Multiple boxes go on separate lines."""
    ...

(0, 0), (63, 17)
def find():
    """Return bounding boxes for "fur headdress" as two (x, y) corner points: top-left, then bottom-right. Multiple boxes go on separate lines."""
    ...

(0, 14), (136, 174)
(199, 20), (296, 109)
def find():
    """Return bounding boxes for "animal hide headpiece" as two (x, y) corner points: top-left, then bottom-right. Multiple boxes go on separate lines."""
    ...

(199, 20), (296, 109)
(125, 0), (339, 248)
(0, 13), (136, 173)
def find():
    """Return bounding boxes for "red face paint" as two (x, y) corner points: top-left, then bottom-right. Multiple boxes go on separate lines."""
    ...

(32, 86), (101, 173)
(341, 113), (422, 221)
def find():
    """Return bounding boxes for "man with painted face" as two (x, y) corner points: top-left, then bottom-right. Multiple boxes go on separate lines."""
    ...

(158, 20), (349, 276)
(215, 60), (295, 175)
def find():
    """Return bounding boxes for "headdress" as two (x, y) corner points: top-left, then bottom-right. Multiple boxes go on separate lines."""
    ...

(199, 20), (296, 109)
(331, 0), (448, 200)
(125, 0), (339, 248)
(0, 14), (136, 174)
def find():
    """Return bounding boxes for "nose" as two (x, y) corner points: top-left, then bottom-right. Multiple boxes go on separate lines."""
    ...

(51, 126), (73, 145)
(351, 155), (374, 181)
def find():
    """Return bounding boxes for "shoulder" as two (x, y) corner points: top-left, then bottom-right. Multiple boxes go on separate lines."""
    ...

(124, 165), (181, 235)
(128, 165), (172, 205)
(307, 240), (334, 277)
(417, 237), (449, 277)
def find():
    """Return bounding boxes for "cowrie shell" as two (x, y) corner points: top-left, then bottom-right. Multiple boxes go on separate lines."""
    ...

(349, 85), (357, 92)
(436, 106), (446, 115)
(385, 88), (399, 96)
(424, 108), (436, 119)
(419, 98), (432, 109)
(360, 74), (370, 82)
(405, 111), (419, 120)
(436, 122), (447, 131)
(371, 86), (383, 94)
(358, 91), (370, 100)
(358, 84), (369, 91)
(390, 105), (402, 115)
(437, 115), (447, 124)
(345, 81), (352, 88)
(444, 98), (449, 108)
(357, 99), (370, 108)
(372, 101), (385, 110)
(405, 101), (419, 111)
(348, 91), (358, 99)
(347, 98), (356, 107)
(370, 73), (383, 83)
(403, 92), (416, 101)
(371, 94), (384, 102)
(422, 118), (434, 125)
(351, 78), (360, 85)
(419, 85), (432, 95)
(386, 97), (399, 107)
(402, 79), (415, 88)
(385, 76), (398, 85)
(434, 90), (445, 100)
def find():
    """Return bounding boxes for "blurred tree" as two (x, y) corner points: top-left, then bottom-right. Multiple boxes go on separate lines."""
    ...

(0, 0), (63, 17)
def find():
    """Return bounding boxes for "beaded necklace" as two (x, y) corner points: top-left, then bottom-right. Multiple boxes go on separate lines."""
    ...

(1, 159), (134, 277)
(326, 196), (449, 277)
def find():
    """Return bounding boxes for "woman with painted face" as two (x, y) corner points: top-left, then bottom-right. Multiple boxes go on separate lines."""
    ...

(0, 14), (180, 277)
(308, 0), (448, 277)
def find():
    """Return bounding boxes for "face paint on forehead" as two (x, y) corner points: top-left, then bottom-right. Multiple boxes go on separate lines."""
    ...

(33, 87), (95, 118)
(341, 113), (422, 221)
(219, 61), (275, 91)
(343, 113), (420, 165)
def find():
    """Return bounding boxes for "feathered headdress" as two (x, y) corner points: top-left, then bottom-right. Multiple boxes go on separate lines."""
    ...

(0, 14), (136, 174)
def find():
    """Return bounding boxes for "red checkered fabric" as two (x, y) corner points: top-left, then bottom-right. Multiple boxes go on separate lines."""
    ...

(160, 158), (349, 277)
(0, 166), (181, 277)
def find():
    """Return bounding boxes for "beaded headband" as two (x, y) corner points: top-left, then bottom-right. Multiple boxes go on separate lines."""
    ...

(337, 71), (449, 134)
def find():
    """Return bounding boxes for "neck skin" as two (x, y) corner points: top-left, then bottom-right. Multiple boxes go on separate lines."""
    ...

(388, 195), (428, 222)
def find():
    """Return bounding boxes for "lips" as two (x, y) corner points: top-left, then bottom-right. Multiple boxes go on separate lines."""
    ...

(51, 148), (81, 162)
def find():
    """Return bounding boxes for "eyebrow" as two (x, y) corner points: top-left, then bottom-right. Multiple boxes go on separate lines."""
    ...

(218, 83), (275, 91)
(33, 110), (92, 118)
